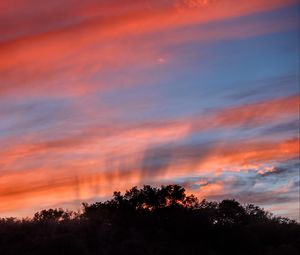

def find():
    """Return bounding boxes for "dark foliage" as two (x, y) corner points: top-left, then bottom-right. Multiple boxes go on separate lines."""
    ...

(0, 185), (299, 255)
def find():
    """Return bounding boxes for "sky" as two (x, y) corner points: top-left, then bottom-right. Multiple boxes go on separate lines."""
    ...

(0, 0), (299, 220)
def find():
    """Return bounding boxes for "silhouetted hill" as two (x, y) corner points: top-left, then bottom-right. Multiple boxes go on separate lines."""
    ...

(0, 185), (299, 255)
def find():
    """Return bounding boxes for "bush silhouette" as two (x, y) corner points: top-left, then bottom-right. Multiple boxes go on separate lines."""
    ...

(0, 185), (299, 255)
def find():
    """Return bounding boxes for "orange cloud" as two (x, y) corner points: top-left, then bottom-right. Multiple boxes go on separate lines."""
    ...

(0, 0), (297, 98)
(0, 93), (298, 217)
(0, 136), (297, 216)
(0, 0), (298, 218)
(1, 94), (297, 172)
(191, 94), (299, 131)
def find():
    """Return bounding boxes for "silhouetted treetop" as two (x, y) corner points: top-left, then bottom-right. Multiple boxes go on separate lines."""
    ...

(33, 208), (76, 222)
(107, 184), (198, 210)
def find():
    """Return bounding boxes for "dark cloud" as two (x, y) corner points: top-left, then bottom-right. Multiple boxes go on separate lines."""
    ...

(259, 119), (299, 136)
(228, 73), (299, 102)
(260, 167), (289, 177)
(141, 141), (216, 179)
(259, 160), (299, 177)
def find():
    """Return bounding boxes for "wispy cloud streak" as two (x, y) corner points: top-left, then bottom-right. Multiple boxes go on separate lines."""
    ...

(0, 0), (299, 218)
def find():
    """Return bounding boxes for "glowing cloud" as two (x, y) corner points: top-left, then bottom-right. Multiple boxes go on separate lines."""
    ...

(0, 0), (299, 219)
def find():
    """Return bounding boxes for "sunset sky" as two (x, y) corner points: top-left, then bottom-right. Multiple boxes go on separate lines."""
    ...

(0, 0), (299, 220)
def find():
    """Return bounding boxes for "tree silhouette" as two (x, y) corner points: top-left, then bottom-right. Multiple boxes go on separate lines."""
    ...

(0, 184), (299, 255)
(33, 208), (72, 222)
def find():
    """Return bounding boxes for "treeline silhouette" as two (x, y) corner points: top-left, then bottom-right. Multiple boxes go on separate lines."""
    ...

(0, 185), (299, 255)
